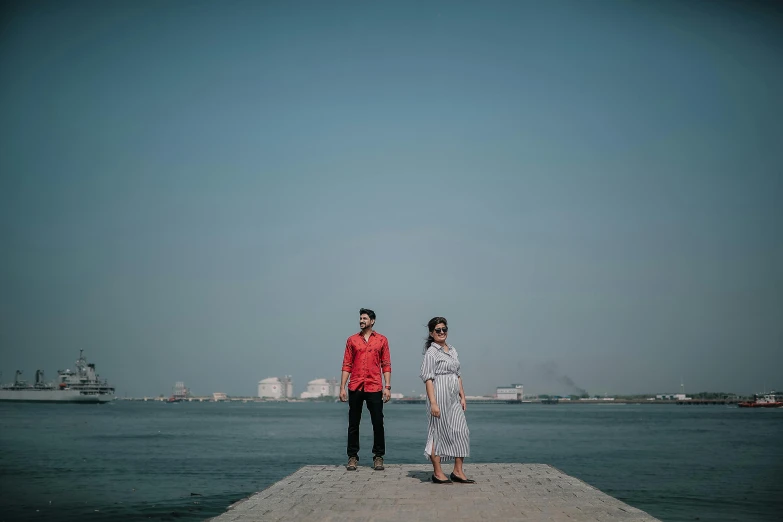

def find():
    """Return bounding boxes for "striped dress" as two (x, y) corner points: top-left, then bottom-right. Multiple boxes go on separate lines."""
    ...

(420, 343), (470, 461)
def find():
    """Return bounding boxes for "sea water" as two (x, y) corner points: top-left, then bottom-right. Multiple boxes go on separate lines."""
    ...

(0, 401), (780, 521)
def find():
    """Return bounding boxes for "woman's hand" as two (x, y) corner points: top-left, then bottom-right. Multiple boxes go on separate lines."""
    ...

(460, 396), (467, 411)
(430, 403), (441, 418)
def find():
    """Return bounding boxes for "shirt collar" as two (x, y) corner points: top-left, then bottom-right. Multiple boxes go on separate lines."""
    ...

(431, 342), (449, 352)
(357, 330), (376, 337)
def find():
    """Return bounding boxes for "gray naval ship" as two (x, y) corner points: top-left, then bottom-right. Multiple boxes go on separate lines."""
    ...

(0, 350), (115, 403)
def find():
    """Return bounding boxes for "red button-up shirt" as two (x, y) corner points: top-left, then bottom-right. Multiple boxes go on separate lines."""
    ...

(341, 331), (391, 392)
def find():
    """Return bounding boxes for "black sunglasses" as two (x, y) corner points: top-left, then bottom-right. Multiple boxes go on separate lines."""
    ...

(433, 327), (448, 334)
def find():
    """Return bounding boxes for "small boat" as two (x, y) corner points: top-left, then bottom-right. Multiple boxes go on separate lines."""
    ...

(738, 391), (782, 408)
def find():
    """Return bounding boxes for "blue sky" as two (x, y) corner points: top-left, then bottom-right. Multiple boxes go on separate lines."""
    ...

(1, 0), (781, 397)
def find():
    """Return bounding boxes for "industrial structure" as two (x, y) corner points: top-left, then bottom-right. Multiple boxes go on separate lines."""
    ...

(168, 381), (190, 402)
(656, 394), (689, 400)
(257, 375), (294, 399)
(300, 378), (340, 398)
(496, 384), (524, 401)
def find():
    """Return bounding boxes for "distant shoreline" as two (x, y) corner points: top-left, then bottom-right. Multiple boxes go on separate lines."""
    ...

(112, 397), (743, 405)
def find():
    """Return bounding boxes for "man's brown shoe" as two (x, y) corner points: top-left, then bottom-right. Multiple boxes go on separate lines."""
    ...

(346, 456), (358, 471)
(373, 456), (384, 470)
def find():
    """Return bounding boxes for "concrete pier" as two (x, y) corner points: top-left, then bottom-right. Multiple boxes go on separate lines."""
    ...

(209, 463), (660, 522)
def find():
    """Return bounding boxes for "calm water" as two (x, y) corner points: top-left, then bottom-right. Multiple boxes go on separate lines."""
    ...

(0, 401), (781, 522)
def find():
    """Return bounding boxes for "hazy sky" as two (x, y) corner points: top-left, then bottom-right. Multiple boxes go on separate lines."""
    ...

(1, 0), (781, 398)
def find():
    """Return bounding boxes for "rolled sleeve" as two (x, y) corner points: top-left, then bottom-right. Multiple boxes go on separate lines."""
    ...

(420, 349), (436, 382)
(341, 340), (353, 373)
(380, 338), (391, 373)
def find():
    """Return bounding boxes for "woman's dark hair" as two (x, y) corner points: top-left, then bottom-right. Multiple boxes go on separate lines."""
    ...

(423, 316), (448, 354)
(359, 308), (376, 320)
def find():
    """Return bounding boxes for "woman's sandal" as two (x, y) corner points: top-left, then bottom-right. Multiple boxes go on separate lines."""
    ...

(449, 472), (476, 484)
(431, 474), (453, 484)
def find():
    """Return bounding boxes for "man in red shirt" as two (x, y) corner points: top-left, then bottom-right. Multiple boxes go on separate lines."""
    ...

(340, 308), (392, 471)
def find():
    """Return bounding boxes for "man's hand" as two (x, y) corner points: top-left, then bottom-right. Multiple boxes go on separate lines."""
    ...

(430, 403), (441, 417)
(460, 396), (467, 411)
(339, 388), (347, 402)
(382, 388), (391, 403)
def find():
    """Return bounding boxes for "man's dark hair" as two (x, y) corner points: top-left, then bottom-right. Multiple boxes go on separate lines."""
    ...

(359, 308), (376, 320)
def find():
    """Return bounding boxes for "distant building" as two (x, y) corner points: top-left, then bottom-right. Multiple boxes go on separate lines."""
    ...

(300, 378), (339, 398)
(258, 376), (294, 399)
(496, 384), (524, 401)
(258, 377), (283, 399)
(656, 394), (689, 400)
(212, 392), (228, 402)
(171, 381), (190, 400)
(281, 375), (293, 398)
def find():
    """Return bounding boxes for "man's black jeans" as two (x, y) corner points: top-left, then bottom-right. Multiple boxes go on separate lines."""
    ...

(347, 389), (385, 459)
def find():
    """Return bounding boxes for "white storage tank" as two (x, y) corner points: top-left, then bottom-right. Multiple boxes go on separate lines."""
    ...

(258, 377), (284, 399)
(300, 378), (339, 398)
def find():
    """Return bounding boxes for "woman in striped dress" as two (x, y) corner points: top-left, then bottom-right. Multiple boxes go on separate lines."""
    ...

(420, 316), (475, 484)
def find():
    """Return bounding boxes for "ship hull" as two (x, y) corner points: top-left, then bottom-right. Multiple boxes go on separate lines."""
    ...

(0, 389), (113, 403)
